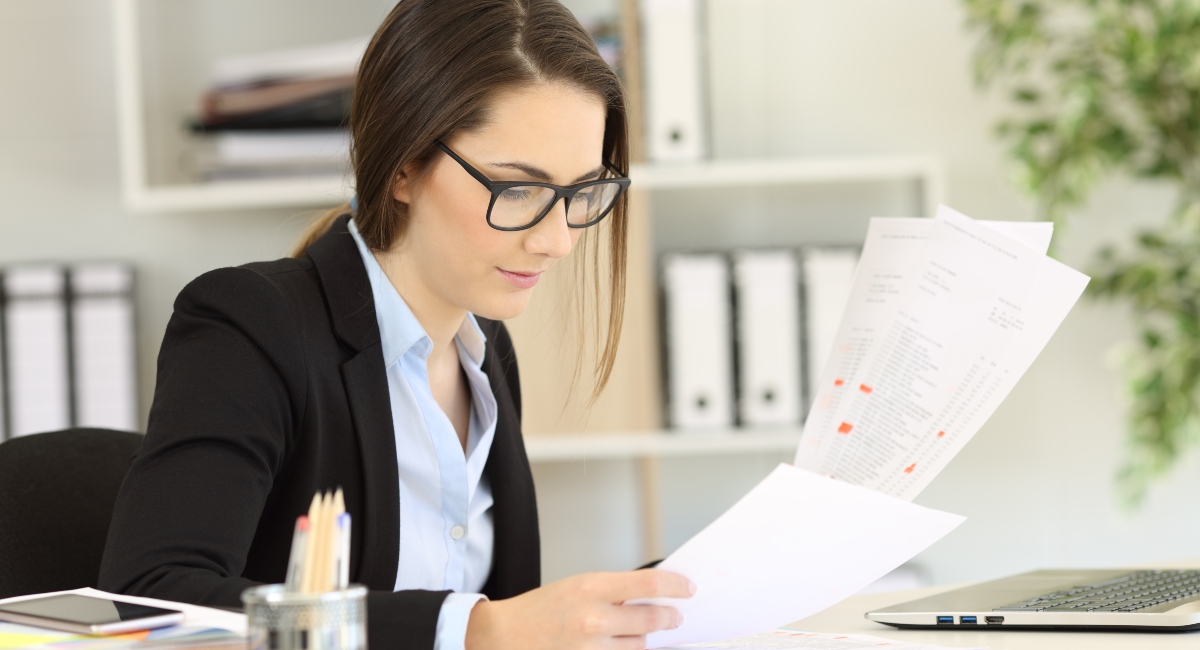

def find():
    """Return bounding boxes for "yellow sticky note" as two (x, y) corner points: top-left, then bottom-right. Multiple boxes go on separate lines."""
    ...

(0, 631), (71, 648)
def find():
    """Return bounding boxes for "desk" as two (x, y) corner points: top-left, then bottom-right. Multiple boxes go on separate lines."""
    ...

(786, 559), (1200, 649)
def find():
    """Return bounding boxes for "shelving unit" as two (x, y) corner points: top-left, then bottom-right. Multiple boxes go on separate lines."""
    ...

(110, 0), (945, 564)
(112, 0), (943, 214)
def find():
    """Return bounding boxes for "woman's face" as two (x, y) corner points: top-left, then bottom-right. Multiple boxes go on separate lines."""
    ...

(393, 81), (608, 321)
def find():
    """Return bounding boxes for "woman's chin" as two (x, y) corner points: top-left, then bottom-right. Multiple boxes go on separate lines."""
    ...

(471, 290), (534, 321)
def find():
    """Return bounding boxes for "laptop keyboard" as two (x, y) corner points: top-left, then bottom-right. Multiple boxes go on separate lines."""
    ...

(994, 570), (1200, 613)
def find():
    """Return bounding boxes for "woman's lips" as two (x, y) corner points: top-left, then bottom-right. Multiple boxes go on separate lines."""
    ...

(498, 268), (543, 289)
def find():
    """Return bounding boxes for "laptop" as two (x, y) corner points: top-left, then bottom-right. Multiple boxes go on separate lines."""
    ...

(867, 568), (1200, 631)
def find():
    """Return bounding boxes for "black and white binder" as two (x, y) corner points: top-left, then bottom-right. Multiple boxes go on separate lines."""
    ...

(0, 277), (6, 440)
(801, 247), (860, 403)
(71, 263), (138, 431)
(662, 252), (733, 429)
(640, 0), (707, 161)
(3, 265), (71, 437)
(732, 250), (802, 427)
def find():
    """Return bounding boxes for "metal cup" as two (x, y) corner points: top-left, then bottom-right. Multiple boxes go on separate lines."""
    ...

(241, 584), (368, 650)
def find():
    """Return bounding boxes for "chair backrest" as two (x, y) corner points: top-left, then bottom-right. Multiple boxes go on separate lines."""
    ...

(0, 428), (143, 599)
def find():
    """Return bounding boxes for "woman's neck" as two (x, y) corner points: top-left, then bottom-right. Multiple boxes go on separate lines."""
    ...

(372, 248), (466, 356)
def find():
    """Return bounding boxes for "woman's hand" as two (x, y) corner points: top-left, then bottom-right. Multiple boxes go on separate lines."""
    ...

(464, 570), (695, 650)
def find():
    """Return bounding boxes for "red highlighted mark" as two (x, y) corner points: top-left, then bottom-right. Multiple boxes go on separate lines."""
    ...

(834, 379), (845, 387)
(859, 384), (873, 394)
(837, 422), (854, 434)
(937, 430), (946, 438)
(903, 463), (916, 474)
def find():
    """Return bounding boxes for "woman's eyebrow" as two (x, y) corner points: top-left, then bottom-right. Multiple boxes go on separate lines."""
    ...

(490, 161), (606, 184)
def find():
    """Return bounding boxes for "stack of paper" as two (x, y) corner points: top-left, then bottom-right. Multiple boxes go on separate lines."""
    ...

(796, 207), (1088, 500)
(0, 588), (245, 649)
(637, 206), (1087, 649)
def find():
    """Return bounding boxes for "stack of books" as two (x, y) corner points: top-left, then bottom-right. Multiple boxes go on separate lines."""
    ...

(189, 39), (366, 182)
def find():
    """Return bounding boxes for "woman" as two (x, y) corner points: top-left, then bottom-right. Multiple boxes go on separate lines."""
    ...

(98, 1), (693, 649)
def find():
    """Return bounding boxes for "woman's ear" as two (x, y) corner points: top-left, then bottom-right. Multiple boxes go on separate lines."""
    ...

(392, 166), (414, 204)
(388, 161), (422, 203)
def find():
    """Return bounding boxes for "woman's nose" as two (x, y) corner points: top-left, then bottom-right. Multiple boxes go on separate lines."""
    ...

(523, 197), (575, 260)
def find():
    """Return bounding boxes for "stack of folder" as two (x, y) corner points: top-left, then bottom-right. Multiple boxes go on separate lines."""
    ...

(188, 40), (365, 182)
(0, 263), (138, 440)
(661, 247), (859, 430)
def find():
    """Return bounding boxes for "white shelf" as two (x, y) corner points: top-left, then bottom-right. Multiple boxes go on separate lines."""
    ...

(122, 176), (354, 213)
(113, 156), (944, 213)
(632, 155), (942, 190)
(113, 0), (944, 214)
(523, 428), (801, 462)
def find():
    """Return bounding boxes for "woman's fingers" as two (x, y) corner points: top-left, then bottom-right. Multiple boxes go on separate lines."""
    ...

(607, 604), (683, 636)
(592, 569), (695, 603)
(609, 635), (651, 650)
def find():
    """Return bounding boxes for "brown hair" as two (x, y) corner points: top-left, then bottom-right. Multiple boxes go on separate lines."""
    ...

(292, 0), (629, 399)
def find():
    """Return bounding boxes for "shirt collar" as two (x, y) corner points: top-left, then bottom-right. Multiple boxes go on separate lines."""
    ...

(347, 218), (487, 368)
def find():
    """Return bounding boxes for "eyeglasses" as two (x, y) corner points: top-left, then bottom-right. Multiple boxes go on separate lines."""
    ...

(435, 140), (631, 231)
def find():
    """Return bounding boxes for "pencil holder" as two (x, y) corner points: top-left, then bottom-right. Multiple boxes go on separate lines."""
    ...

(242, 584), (368, 650)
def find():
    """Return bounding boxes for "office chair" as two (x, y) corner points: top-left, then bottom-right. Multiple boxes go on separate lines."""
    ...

(0, 428), (143, 599)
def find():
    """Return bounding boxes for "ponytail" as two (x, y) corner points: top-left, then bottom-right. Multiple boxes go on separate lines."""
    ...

(291, 203), (352, 258)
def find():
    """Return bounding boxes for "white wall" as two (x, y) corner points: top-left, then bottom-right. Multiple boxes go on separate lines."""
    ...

(2, 0), (1197, 590)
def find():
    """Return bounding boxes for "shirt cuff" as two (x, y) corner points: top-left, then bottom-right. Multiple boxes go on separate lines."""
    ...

(433, 592), (488, 650)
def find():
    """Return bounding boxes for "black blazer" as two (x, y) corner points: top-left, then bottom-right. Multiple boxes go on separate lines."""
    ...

(99, 215), (540, 650)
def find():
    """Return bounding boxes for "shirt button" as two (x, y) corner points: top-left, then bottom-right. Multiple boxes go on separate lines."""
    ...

(450, 525), (466, 540)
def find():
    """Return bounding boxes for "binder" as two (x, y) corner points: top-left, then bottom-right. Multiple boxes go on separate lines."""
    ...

(0, 278), (6, 440)
(801, 248), (860, 405)
(71, 263), (138, 431)
(640, 0), (707, 161)
(663, 252), (733, 429)
(732, 250), (802, 427)
(3, 265), (71, 437)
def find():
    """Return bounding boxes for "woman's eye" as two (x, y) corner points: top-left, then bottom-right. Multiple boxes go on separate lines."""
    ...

(499, 188), (533, 201)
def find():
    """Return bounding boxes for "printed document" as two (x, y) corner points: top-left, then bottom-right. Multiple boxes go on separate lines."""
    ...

(638, 464), (964, 648)
(796, 207), (1088, 500)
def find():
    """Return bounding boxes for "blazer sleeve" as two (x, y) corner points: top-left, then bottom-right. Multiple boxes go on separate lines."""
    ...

(98, 267), (453, 650)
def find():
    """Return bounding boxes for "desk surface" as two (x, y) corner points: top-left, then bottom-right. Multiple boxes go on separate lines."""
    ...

(786, 559), (1200, 649)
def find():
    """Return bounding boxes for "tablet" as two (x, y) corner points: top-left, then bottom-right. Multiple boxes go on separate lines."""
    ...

(0, 594), (184, 635)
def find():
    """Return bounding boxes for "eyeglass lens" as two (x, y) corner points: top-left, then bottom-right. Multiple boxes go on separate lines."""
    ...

(489, 181), (624, 229)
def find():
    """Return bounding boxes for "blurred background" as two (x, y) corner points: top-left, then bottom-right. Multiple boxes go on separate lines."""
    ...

(1, 0), (1198, 593)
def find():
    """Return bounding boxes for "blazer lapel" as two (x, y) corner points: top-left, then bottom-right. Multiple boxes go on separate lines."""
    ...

(477, 317), (541, 598)
(307, 215), (400, 591)
(341, 347), (400, 589)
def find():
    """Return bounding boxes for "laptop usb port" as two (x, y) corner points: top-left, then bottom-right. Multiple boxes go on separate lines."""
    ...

(960, 616), (977, 624)
(937, 616), (954, 625)
(985, 616), (1004, 625)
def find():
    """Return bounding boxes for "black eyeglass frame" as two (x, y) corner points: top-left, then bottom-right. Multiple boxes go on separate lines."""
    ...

(435, 140), (632, 232)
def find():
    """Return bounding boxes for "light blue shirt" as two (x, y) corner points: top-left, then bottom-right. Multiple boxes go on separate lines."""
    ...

(348, 219), (498, 650)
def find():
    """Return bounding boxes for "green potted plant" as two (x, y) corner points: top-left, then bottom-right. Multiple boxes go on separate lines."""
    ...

(964, 0), (1200, 505)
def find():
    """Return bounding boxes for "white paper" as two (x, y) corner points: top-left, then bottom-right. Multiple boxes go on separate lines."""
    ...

(796, 208), (1087, 500)
(0, 587), (247, 636)
(675, 628), (986, 650)
(801, 215), (1053, 456)
(638, 464), (964, 648)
